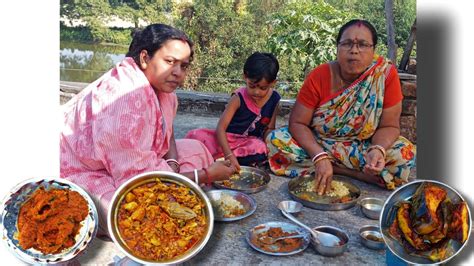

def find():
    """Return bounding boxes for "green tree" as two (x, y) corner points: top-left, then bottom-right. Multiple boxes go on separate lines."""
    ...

(267, 0), (356, 86)
(174, 0), (268, 93)
(60, 0), (112, 42)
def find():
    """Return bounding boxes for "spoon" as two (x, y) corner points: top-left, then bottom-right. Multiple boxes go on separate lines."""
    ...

(277, 201), (342, 246)
(258, 233), (307, 244)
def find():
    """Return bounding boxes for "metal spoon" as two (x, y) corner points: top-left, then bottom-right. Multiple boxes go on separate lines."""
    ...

(258, 233), (307, 244)
(277, 201), (342, 246)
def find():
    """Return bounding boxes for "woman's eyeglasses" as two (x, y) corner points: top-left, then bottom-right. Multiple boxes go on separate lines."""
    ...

(337, 41), (374, 52)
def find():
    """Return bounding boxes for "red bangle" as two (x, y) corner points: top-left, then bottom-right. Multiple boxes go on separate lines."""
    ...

(203, 168), (211, 185)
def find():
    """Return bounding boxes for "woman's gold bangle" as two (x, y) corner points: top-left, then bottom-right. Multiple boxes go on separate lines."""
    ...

(368, 145), (386, 158)
(313, 155), (330, 165)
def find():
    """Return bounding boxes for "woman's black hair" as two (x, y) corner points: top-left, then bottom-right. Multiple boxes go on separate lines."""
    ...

(243, 52), (280, 83)
(126, 23), (194, 65)
(336, 19), (378, 47)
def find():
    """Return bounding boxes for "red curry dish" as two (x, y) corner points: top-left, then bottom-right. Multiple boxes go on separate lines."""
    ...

(117, 179), (207, 261)
(17, 187), (89, 254)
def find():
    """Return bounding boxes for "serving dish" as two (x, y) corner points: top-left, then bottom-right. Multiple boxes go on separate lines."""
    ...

(0, 177), (98, 264)
(107, 171), (214, 265)
(213, 166), (270, 194)
(310, 226), (349, 256)
(206, 189), (256, 222)
(288, 175), (361, 211)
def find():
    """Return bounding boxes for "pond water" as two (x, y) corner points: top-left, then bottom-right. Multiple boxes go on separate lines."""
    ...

(60, 41), (127, 83)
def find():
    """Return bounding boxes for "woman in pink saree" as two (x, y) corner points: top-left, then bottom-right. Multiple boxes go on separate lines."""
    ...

(60, 24), (235, 235)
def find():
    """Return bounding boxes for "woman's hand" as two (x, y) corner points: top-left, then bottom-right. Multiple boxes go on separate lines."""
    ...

(207, 160), (237, 182)
(363, 149), (385, 175)
(227, 154), (241, 172)
(313, 159), (333, 195)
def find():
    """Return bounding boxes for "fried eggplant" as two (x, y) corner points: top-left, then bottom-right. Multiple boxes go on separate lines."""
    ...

(448, 202), (469, 243)
(411, 183), (447, 235)
(397, 202), (429, 250)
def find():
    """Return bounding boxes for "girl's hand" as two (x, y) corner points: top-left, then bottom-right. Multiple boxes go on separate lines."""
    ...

(207, 160), (237, 182)
(313, 159), (333, 195)
(227, 154), (241, 172)
(363, 149), (385, 175)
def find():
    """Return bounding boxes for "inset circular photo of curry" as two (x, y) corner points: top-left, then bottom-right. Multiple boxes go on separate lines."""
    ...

(380, 180), (471, 265)
(0, 177), (98, 264)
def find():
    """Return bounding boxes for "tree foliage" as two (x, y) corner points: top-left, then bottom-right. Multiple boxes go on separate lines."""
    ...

(60, 0), (416, 97)
(267, 0), (356, 85)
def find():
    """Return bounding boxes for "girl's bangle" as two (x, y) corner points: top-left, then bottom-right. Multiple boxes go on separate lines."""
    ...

(311, 152), (328, 163)
(368, 145), (386, 158)
(224, 153), (234, 159)
(203, 167), (211, 185)
(194, 169), (199, 184)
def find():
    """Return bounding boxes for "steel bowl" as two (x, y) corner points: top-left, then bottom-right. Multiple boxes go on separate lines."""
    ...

(288, 175), (361, 211)
(206, 189), (256, 222)
(213, 166), (271, 193)
(310, 226), (349, 256)
(380, 180), (472, 265)
(107, 171), (214, 265)
(0, 177), (98, 264)
(359, 197), (384, 220)
(359, 225), (385, 250)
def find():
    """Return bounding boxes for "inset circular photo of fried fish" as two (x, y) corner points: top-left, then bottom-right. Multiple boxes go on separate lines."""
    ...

(380, 180), (471, 265)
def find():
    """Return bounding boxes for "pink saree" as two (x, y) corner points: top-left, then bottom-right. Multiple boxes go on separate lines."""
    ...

(60, 57), (213, 234)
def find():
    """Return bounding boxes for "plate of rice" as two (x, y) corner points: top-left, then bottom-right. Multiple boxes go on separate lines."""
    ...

(288, 175), (361, 211)
(206, 190), (256, 222)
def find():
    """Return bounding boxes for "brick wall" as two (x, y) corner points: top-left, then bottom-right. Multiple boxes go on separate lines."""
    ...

(399, 74), (417, 143)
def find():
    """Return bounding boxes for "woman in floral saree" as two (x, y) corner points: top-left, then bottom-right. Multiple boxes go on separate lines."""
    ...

(266, 19), (416, 195)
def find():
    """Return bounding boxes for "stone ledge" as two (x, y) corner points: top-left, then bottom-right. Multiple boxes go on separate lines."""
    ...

(60, 81), (295, 117)
(60, 80), (416, 143)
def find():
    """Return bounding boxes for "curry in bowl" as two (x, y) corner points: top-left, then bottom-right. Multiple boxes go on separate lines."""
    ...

(113, 176), (209, 262)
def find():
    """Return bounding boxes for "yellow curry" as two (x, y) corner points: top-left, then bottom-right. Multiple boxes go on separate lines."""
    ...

(117, 179), (207, 261)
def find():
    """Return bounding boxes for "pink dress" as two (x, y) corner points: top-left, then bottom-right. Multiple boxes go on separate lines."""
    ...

(60, 57), (213, 234)
(185, 87), (280, 160)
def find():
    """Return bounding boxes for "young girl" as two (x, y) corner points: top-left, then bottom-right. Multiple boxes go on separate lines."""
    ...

(185, 52), (280, 171)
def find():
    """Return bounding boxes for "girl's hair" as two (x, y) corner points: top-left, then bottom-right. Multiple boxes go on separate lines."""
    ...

(126, 24), (194, 65)
(243, 52), (280, 82)
(336, 19), (378, 47)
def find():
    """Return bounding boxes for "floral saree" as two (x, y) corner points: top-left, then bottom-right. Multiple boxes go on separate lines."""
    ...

(266, 57), (416, 189)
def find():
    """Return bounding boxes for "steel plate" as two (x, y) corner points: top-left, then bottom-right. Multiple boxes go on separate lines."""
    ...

(213, 166), (270, 194)
(246, 221), (311, 256)
(206, 189), (256, 222)
(288, 175), (361, 211)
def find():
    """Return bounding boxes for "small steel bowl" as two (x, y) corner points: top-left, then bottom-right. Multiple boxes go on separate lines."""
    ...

(206, 189), (256, 222)
(359, 197), (384, 220)
(310, 226), (349, 256)
(359, 225), (385, 250)
(277, 200), (303, 214)
(107, 171), (214, 265)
